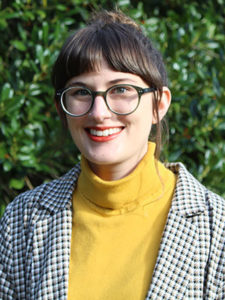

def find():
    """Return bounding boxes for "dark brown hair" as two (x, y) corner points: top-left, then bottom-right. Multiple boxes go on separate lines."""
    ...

(52, 10), (168, 158)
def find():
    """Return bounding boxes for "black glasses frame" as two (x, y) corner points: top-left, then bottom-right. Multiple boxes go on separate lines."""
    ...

(56, 84), (157, 117)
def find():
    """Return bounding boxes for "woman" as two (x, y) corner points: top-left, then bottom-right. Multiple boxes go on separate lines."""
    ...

(0, 10), (224, 300)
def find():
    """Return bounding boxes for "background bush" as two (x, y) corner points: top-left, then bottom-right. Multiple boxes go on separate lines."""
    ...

(0, 0), (224, 216)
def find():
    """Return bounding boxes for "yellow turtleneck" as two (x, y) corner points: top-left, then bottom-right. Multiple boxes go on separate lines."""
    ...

(67, 142), (176, 300)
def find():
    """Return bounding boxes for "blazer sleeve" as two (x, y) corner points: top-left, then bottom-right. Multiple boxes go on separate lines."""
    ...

(0, 206), (17, 300)
(217, 285), (225, 300)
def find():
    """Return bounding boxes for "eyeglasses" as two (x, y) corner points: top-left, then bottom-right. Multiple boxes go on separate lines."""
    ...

(56, 84), (156, 117)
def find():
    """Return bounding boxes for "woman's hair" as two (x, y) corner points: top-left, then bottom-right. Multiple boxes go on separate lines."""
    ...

(52, 10), (169, 159)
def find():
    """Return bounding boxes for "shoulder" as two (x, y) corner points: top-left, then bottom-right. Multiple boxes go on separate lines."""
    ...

(0, 163), (81, 228)
(166, 162), (225, 219)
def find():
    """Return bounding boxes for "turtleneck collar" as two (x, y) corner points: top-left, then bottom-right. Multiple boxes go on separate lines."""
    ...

(77, 142), (174, 214)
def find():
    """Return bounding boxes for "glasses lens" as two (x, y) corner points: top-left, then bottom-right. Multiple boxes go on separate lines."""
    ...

(106, 85), (139, 114)
(62, 86), (92, 116)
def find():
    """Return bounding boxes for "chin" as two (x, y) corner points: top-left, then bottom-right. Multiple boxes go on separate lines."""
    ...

(87, 155), (118, 166)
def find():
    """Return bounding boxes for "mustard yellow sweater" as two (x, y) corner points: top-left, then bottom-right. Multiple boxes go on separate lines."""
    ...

(68, 142), (176, 300)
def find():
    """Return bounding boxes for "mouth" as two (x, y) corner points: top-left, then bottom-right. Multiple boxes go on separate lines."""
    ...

(85, 127), (124, 142)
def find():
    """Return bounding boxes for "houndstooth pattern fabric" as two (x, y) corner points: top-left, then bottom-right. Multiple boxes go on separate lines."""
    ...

(0, 162), (224, 299)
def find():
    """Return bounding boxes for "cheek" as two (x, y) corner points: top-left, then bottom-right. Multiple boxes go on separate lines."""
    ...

(67, 115), (85, 129)
(125, 110), (153, 141)
(66, 117), (84, 141)
(138, 102), (153, 127)
(138, 109), (154, 139)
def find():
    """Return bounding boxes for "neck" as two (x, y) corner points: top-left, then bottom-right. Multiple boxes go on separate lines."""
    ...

(87, 145), (149, 181)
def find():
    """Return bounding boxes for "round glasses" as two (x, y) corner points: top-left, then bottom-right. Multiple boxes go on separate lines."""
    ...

(56, 84), (156, 117)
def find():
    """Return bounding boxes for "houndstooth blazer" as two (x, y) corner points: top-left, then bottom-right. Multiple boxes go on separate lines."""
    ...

(0, 162), (225, 300)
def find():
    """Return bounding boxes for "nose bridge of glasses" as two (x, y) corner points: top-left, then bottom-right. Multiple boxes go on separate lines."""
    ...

(92, 90), (107, 100)
(91, 90), (111, 114)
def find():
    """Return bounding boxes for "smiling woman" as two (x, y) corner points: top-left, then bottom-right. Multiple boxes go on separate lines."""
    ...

(57, 62), (170, 180)
(0, 9), (225, 300)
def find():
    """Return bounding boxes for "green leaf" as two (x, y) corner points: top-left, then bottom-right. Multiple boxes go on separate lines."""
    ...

(118, 0), (130, 6)
(56, 4), (67, 11)
(9, 178), (25, 189)
(11, 40), (27, 51)
(0, 144), (7, 159)
(3, 161), (13, 172)
(0, 18), (7, 29)
(1, 83), (14, 100)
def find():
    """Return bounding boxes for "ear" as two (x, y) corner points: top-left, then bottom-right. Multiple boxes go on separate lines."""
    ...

(152, 87), (171, 124)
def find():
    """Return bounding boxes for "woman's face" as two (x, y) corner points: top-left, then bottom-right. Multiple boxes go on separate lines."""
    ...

(65, 61), (170, 180)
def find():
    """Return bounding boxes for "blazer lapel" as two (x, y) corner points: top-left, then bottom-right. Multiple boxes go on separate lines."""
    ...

(146, 163), (207, 299)
(27, 165), (81, 300)
(29, 207), (72, 299)
(146, 210), (200, 299)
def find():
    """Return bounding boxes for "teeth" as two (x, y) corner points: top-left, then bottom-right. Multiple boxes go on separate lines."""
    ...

(90, 128), (121, 137)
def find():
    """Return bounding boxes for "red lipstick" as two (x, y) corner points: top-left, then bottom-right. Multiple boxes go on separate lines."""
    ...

(85, 127), (123, 142)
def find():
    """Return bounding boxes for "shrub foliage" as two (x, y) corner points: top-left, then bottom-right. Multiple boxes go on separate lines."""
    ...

(0, 0), (224, 216)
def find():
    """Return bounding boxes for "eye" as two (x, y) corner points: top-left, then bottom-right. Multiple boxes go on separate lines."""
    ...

(111, 86), (129, 94)
(72, 88), (89, 96)
(66, 87), (91, 98)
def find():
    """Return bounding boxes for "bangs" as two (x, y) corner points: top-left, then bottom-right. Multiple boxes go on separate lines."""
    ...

(65, 28), (104, 76)
(52, 23), (164, 90)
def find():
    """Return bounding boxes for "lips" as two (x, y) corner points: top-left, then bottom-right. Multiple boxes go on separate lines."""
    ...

(85, 127), (124, 142)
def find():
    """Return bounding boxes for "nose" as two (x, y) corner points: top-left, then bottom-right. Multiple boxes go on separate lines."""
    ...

(89, 95), (112, 121)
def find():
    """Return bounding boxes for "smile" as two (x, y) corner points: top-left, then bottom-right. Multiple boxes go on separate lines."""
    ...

(90, 128), (122, 137)
(86, 127), (124, 142)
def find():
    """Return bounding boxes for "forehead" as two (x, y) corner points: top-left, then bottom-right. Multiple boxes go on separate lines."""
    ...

(66, 60), (147, 88)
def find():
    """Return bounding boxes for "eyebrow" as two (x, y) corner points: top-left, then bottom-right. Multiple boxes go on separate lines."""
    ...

(67, 78), (137, 88)
(107, 78), (137, 84)
(67, 81), (88, 87)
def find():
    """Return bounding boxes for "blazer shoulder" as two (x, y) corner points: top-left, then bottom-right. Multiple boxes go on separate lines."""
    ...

(166, 162), (224, 218)
(205, 187), (225, 219)
(0, 163), (81, 225)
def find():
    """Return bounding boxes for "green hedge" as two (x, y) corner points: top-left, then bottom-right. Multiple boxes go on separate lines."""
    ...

(0, 0), (224, 216)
